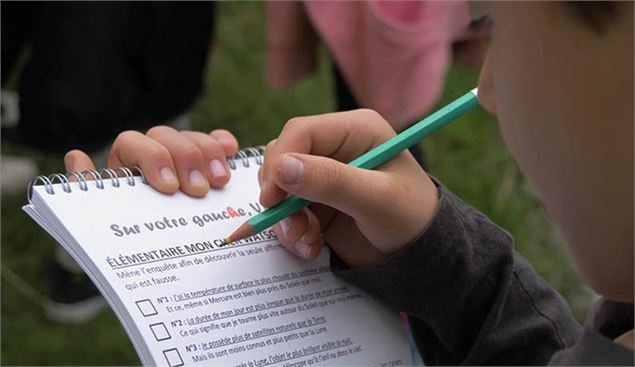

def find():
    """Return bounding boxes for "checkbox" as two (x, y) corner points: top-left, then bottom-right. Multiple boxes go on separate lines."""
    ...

(150, 322), (171, 341)
(163, 348), (184, 367)
(135, 299), (158, 317)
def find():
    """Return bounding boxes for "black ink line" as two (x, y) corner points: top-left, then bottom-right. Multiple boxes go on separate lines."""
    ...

(176, 268), (331, 302)
(187, 289), (350, 326)
(202, 320), (327, 351)
(110, 238), (277, 270)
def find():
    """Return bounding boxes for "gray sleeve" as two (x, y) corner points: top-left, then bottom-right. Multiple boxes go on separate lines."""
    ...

(330, 180), (582, 365)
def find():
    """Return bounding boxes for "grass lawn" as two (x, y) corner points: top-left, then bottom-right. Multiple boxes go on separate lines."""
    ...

(1, 2), (592, 365)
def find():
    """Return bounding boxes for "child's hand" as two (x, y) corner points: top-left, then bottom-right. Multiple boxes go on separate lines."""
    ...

(64, 126), (239, 197)
(259, 109), (439, 267)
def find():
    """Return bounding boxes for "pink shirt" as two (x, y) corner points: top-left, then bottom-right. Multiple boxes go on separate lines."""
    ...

(267, 1), (469, 128)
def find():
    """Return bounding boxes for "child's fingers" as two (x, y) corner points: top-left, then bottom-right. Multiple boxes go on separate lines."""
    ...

(275, 209), (309, 244)
(146, 126), (210, 197)
(260, 139), (287, 208)
(260, 110), (395, 209)
(64, 150), (97, 184)
(307, 202), (338, 233)
(181, 131), (232, 188)
(260, 153), (323, 261)
(64, 150), (96, 174)
(260, 139), (276, 187)
(271, 208), (321, 260)
(109, 130), (180, 194)
(273, 151), (436, 254)
(273, 152), (394, 222)
(210, 129), (239, 157)
(258, 165), (264, 188)
(296, 208), (322, 260)
(322, 213), (386, 267)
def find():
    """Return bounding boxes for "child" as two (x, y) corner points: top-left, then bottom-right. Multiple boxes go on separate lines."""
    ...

(65, 2), (633, 364)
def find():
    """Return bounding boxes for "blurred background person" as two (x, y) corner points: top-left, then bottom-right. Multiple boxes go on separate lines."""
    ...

(1, 1), (215, 321)
(267, 1), (488, 166)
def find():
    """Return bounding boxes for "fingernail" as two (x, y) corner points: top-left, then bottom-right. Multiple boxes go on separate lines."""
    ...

(209, 159), (227, 179)
(160, 167), (178, 185)
(295, 241), (312, 259)
(189, 170), (208, 188)
(260, 179), (268, 191)
(279, 219), (290, 237)
(280, 154), (303, 185)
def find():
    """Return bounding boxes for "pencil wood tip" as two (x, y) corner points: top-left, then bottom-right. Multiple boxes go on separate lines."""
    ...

(226, 221), (255, 244)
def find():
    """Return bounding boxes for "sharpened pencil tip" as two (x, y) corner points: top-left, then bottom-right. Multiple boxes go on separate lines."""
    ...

(225, 221), (255, 244)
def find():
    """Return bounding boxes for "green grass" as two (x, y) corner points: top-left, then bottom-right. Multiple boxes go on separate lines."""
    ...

(1, 2), (591, 365)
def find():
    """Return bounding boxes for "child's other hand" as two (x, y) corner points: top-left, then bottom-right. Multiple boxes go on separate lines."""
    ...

(64, 126), (239, 197)
(259, 110), (439, 267)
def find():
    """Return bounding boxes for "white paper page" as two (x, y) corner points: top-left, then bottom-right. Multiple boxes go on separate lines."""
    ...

(25, 161), (412, 367)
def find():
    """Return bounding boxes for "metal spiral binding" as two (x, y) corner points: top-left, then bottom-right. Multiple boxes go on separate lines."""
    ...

(27, 166), (146, 203)
(227, 145), (265, 169)
(27, 146), (265, 203)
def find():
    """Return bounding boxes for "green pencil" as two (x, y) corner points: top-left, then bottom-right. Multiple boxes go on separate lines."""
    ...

(226, 88), (479, 243)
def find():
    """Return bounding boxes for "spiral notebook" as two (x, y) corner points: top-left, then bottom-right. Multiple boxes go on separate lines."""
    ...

(23, 147), (412, 366)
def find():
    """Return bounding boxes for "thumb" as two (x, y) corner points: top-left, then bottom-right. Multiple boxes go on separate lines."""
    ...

(273, 153), (391, 220)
